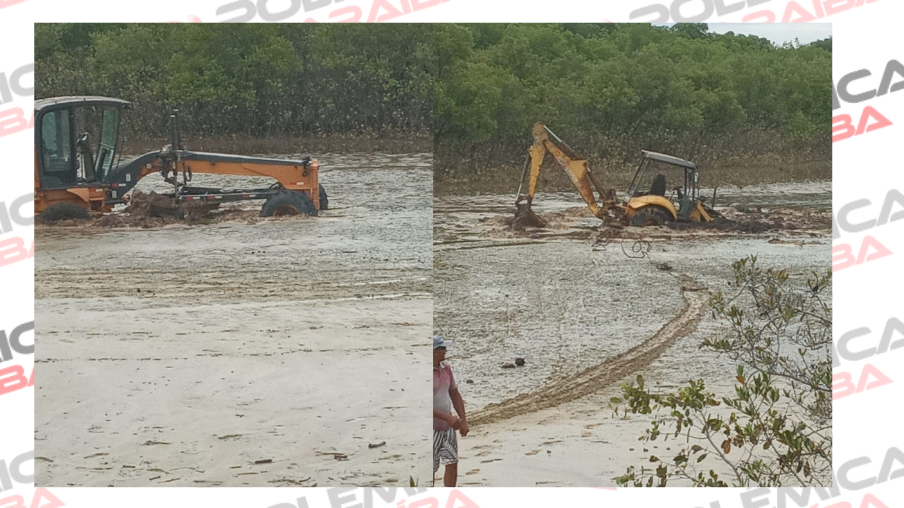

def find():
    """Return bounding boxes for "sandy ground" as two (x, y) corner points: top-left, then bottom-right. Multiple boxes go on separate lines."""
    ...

(433, 181), (831, 487)
(35, 153), (433, 487)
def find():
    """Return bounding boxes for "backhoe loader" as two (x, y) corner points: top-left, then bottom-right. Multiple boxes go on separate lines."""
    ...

(514, 122), (717, 227)
(34, 96), (328, 220)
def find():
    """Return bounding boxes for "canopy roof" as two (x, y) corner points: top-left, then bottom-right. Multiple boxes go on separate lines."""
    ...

(642, 150), (697, 170)
(35, 96), (131, 113)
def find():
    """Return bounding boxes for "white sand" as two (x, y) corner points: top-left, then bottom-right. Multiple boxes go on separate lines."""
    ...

(36, 297), (431, 487)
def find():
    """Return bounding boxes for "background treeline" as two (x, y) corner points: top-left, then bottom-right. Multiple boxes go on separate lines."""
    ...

(434, 23), (832, 190)
(36, 23), (831, 182)
(36, 24), (432, 149)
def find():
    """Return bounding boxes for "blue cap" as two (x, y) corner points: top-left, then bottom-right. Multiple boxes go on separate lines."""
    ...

(433, 335), (452, 350)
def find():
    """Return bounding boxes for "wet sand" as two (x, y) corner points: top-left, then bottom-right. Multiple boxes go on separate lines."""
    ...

(36, 153), (433, 487)
(433, 182), (831, 486)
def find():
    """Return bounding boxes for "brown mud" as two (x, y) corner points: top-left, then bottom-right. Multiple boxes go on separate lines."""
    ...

(474, 202), (832, 250)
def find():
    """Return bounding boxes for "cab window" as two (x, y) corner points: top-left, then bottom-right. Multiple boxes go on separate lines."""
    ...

(96, 108), (120, 181)
(41, 109), (72, 173)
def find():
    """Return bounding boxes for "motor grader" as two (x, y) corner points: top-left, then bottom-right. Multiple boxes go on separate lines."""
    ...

(514, 122), (718, 227)
(34, 96), (328, 220)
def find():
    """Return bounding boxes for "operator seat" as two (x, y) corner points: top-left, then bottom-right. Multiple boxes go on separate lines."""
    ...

(649, 174), (666, 196)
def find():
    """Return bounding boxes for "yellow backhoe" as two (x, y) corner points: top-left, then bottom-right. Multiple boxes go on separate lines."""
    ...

(515, 122), (718, 227)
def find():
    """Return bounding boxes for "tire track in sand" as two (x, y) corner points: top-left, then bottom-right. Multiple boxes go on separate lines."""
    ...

(468, 276), (708, 426)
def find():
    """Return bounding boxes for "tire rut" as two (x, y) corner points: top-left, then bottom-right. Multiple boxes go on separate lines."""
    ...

(468, 276), (708, 426)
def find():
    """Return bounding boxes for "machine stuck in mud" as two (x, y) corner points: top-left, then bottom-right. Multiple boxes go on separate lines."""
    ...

(35, 96), (329, 223)
(512, 123), (721, 231)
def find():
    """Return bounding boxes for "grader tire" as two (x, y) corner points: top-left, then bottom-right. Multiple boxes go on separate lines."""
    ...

(40, 203), (90, 223)
(629, 205), (673, 227)
(261, 189), (317, 217)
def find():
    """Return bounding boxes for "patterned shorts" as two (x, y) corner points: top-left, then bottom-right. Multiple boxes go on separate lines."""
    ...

(433, 428), (458, 472)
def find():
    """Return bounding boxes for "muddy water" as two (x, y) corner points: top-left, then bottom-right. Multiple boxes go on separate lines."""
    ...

(36, 153), (432, 487)
(434, 181), (831, 430)
(37, 153), (432, 303)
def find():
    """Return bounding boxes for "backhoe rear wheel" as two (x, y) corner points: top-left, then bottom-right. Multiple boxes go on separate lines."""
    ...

(260, 189), (317, 217)
(629, 205), (673, 227)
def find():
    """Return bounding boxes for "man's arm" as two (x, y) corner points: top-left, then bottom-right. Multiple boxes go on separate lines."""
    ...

(450, 387), (468, 436)
(434, 407), (461, 429)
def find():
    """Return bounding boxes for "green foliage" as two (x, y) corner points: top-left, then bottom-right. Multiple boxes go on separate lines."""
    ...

(615, 256), (832, 487)
(35, 24), (432, 138)
(433, 24), (831, 179)
(808, 37), (832, 53)
(670, 23), (711, 40)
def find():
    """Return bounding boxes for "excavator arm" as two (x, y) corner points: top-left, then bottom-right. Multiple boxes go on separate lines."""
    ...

(515, 123), (614, 221)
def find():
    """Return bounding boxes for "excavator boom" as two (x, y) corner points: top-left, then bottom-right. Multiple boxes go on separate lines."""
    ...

(515, 123), (615, 221)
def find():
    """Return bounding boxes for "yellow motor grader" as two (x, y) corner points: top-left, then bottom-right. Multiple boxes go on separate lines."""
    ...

(34, 96), (327, 220)
(515, 122), (718, 227)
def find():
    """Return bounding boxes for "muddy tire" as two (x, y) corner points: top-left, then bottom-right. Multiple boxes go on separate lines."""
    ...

(260, 189), (317, 217)
(629, 205), (673, 227)
(318, 184), (329, 211)
(40, 203), (90, 223)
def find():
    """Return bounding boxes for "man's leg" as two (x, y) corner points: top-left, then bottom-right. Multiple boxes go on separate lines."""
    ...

(433, 430), (442, 486)
(443, 462), (458, 487)
(441, 429), (459, 487)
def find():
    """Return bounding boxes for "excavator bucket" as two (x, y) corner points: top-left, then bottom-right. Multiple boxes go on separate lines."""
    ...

(512, 201), (547, 230)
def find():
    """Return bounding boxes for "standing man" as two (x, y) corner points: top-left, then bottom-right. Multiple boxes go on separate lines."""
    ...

(433, 335), (468, 487)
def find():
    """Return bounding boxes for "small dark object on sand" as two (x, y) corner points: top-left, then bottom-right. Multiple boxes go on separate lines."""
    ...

(515, 358), (526, 367)
(502, 363), (516, 369)
(254, 459), (273, 465)
(368, 441), (386, 449)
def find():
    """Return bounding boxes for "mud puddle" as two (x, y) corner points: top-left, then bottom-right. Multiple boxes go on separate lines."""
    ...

(37, 153), (432, 303)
